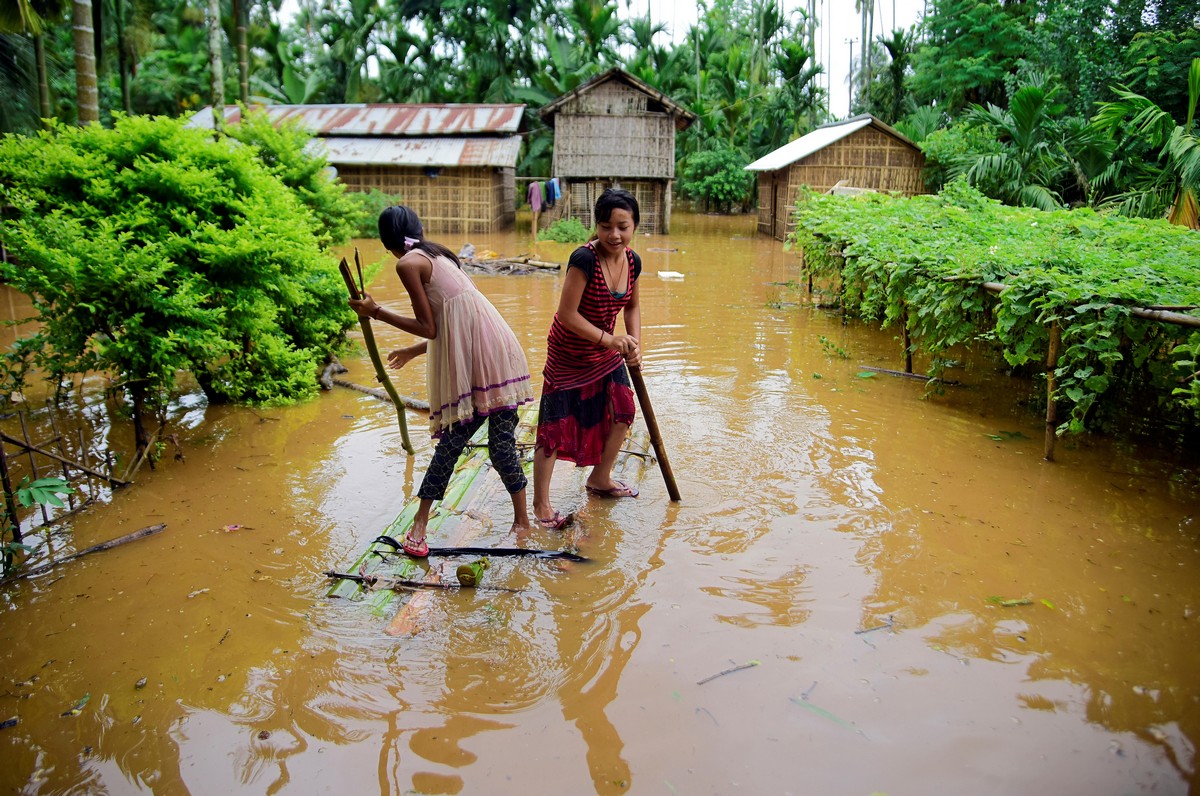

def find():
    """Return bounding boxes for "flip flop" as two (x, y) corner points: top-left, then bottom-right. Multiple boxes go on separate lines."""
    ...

(585, 481), (639, 499)
(535, 511), (573, 530)
(401, 533), (429, 558)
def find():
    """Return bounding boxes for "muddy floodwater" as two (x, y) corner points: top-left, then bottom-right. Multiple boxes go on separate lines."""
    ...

(1, 213), (1198, 795)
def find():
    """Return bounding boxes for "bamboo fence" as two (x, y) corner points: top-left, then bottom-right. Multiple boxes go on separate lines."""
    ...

(337, 166), (515, 235)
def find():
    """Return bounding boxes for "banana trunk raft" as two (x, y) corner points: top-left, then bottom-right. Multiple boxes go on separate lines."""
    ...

(325, 404), (654, 634)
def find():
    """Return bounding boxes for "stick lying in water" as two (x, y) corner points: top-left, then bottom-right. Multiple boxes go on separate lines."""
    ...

(0, 523), (167, 585)
(324, 570), (523, 593)
(370, 535), (589, 562)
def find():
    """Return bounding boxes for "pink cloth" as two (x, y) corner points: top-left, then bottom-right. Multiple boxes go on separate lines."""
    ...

(417, 252), (534, 435)
(527, 181), (543, 212)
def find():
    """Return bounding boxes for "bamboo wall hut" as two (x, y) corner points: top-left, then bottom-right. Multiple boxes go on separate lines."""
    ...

(539, 68), (696, 235)
(189, 104), (524, 235)
(745, 114), (926, 241)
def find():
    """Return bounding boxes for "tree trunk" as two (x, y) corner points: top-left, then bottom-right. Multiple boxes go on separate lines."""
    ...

(235, 0), (249, 104)
(33, 33), (50, 121)
(71, 0), (99, 124)
(130, 381), (150, 466)
(114, 0), (131, 113)
(207, 0), (224, 132)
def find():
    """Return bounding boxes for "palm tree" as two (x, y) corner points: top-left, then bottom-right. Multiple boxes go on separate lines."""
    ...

(856, 0), (873, 97)
(234, 0), (248, 103)
(0, 0), (62, 128)
(206, 0), (224, 130)
(1092, 58), (1200, 228)
(71, 0), (99, 122)
(878, 27), (913, 124)
(561, 0), (621, 65)
(956, 79), (1068, 210)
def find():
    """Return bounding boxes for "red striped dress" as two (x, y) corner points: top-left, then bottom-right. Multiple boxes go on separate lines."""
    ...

(536, 242), (641, 465)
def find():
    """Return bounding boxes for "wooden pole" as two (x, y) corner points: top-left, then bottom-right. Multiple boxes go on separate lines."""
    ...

(16, 412), (50, 524)
(0, 443), (22, 544)
(1044, 321), (1061, 462)
(628, 367), (681, 502)
(339, 254), (415, 455)
(900, 303), (913, 374)
(0, 523), (166, 584)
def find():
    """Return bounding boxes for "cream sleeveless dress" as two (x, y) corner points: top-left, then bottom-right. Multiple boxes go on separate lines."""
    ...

(418, 252), (534, 436)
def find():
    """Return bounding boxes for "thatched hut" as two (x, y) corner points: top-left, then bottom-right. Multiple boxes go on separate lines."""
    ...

(189, 104), (524, 235)
(745, 114), (926, 240)
(539, 68), (696, 235)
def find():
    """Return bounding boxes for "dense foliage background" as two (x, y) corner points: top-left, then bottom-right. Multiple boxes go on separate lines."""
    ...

(2, 0), (1196, 215)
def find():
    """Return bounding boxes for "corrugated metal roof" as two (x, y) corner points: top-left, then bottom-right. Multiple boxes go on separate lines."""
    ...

(745, 117), (873, 172)
(311, 136), (521, 168)
(189, 103), (524, 136)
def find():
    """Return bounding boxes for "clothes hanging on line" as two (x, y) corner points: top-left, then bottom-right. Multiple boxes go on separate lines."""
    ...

(527, 181), (543, 213)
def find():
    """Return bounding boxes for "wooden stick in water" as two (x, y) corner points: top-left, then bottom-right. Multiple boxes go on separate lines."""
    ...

(628, 366), (681, 502)
(339, 254), (415, 455)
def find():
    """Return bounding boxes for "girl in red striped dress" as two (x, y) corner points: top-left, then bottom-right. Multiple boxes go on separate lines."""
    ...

(532, 188), (643, 529)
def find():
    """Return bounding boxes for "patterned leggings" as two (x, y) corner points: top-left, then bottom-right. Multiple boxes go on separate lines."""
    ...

(417, 409), (527, 501)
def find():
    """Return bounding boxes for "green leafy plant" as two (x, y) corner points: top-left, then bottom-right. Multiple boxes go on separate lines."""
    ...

(3, 477), (74, 574)
(224, 108), (361, 248)
(818, 335), (851, 360)
(538, 217), (591, 243)
(788, 180), (1200, 435)
(679, 145), (754, 213)
(15, 476), (74, 508)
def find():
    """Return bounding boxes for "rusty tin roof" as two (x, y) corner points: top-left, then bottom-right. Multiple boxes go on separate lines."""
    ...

(190, 103), (525, 136)
(312, 136), (521, 168)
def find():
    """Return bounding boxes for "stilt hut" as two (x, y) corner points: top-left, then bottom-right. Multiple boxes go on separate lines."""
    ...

(539, 68), (696, 235)
(745, 114), (926, 241)
(189, 104), (525, 235)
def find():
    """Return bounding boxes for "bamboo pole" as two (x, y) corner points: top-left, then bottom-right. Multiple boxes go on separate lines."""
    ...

(1044, 322), (1061, 462)
(0, 432), (129, 486)
(628, 367), (681, 502)
(45, 401), (76, 510)
(16, 412), (49, 525)
(339, 254), (415, 456)
(0, 523), (166, 584)
(0, 443), (22, 545)
(981, 282), (1200, 329)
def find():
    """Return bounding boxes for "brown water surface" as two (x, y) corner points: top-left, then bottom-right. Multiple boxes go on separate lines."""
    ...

(1, 214), (1197, 795)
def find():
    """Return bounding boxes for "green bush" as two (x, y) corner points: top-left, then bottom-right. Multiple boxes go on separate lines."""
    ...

(0, 115), (353, 424)
(918, 122), (1004, 191)
(538, 217), (591, 243)
(224, 108), (360, 248)
(679, 145), (754, 212)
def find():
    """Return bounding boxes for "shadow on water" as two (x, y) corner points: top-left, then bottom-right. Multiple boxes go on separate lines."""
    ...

(0, 213), (1197, 794)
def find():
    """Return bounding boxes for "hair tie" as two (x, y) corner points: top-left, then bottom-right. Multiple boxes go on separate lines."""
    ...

(403, 236), (420, 250)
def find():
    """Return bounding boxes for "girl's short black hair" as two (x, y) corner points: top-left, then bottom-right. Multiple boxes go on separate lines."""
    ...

(595, 188), (639, 227)
(378, 205), (460, 267)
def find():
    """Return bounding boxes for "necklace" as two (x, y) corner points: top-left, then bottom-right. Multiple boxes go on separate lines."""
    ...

(599, 248), (624, 291)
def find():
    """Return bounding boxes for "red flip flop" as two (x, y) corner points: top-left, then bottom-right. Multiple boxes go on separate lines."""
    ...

(401, 533), (429, 557)
(585, 481), (639, 499)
